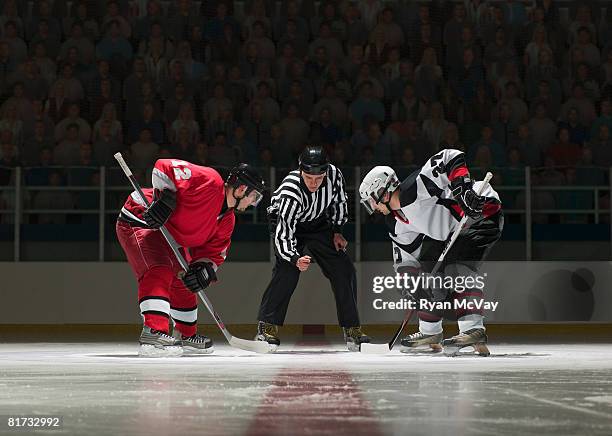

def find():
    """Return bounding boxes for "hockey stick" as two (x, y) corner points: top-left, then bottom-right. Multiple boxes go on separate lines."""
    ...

(361, 172), (493, 354)
(114, 153), (274, 354)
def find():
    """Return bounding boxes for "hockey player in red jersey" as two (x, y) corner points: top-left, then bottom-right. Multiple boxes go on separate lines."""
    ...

(116, 159), (266, 357)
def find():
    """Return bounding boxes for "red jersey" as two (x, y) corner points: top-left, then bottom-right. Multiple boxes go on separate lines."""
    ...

(120, 159), (235, 269)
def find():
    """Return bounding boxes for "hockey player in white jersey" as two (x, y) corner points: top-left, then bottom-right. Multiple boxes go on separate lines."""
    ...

(359, 149), (503, 356)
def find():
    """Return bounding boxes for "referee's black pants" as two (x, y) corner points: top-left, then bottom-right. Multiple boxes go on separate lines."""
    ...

(257, 218), (360, 327)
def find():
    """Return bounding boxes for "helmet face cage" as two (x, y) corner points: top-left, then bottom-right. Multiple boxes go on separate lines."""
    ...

(228, 166), (266, 208)
(360, 173), (399, 215)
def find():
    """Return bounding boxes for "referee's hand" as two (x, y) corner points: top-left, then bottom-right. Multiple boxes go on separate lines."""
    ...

(333, 233), (348, 251)
(296, 255), (311, 271)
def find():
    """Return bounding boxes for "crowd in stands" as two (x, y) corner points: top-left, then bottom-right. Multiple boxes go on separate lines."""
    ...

(0, 0), (612, 224)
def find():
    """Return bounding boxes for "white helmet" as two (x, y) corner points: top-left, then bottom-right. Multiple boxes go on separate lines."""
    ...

(359, 166), (400, 214)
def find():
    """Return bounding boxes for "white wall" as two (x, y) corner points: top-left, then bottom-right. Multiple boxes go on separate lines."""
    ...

(1, 261), (611, 324)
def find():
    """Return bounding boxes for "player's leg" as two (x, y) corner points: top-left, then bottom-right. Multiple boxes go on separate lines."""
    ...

(169, 278), (213, 354)
(255, 255), (301, 347)
(116, 220), (182, 357)
(442, 212), (504, 356)
(398, 239), (445, 352)
(305, 229), (370, 351)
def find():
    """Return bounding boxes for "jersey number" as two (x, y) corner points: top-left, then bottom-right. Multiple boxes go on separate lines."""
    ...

(429, 152), (445, 178)
(171, 160), (192, 180)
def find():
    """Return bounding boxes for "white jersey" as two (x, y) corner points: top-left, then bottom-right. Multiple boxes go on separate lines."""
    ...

(388, 149), (501, 272)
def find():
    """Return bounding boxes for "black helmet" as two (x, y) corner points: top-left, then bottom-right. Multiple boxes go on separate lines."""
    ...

(227, 163), (266, 206)
(299, 146), (329, 175)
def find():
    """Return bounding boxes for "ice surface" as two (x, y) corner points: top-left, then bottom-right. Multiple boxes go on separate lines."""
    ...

(1, 342), (611, 435)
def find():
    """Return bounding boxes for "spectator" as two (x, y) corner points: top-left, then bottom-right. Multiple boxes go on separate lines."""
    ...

(513, 123), (542, 167)
(129, 128), (159, 168)
(208, 131), (239, 167)
(443, 3), (468, 49)
(279, 103), (309, 156)
(385, 119), (433, 165)
(1, 20), (26, 63)
(348, 81), (385, 131)
(52, 63), (84, 102)
(468, 125), (506, 167)
(101, 1), (132, 39)
(92, 120), (122, 166)
(391, 82), (427, 123)
(590, 125), (612, 167)
(96, 20), (133, 63)
(439, 123), (466, 153)
(530, 79), (561, 120)
(559, 83), (596, 126)
(358, 0), (383, 32)
(364, 27), (391, 68)
(54, 123), (82, 166)
(192, 141), (210, 166)
(446, 25), (481, 73)
(70, 143), (98, 186)
(0, 102), (23, 146)
(310, 107), (342, 147)
(93, 103), (122, 142)
(591, 100), (612, 139)
(449, 47), (483, 104)
(22, 121), (51, 166)
(170, 41), (205, 82)
(422, 102), (449, 151)
(167, 0), (201, 43)
(351, 121), (393, 164)
(484, 28), (517, 84)
(311, 83), (347, 127)
(372, 7), (404, 48)
(55, 103), (91, 143)
(341, 2), (368, 47)
(0, 141), (18, 185)
(232, 125), (257, 163)
(558, 107), (588, 146)
(170, 126), (196, 160)
(528, 103), (558, 154)
(33, 171), (74, 224)
(309, 22), (343, 63)
(128, 103), (164, 144)
(266, 123), (292, 168)
(353, 63), (384, 99)
(171, 102), (199, 143)
(245, 21), (275, 61)
(546, 127), (581, 167)
(524, 25), (552, 68)
(59, 22), (96, 64)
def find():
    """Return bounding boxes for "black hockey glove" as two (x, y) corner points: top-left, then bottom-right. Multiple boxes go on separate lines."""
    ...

(143, 189), (176, 229)
(181, 261), (217, 293)
(450, 176), (485, 219)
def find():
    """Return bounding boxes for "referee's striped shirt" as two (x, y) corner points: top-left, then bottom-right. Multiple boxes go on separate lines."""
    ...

(269, 164), (348, 263)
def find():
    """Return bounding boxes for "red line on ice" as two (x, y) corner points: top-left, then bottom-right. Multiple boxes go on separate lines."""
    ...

(246, 368), (383, 436)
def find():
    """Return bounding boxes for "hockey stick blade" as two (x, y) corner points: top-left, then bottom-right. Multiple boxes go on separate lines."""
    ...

(229, 336), (277, 354)
(360, 342), (391, 354)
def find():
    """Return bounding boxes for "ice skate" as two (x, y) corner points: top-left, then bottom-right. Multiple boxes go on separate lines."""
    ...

(255, 321), (280, 351)
(177, 332), (214, 354)
(442, 328), (490, 356)
(139, 326), (183, 357)
(343, 326), (370, 352)
(400, 332), (443, 353)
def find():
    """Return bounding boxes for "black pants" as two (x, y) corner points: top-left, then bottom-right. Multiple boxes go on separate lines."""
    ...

(417, 211), (505, 322)
(257, 218), (360, 327)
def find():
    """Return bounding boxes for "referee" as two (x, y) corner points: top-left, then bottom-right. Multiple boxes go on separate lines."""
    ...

(255, 146), (370, 351)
